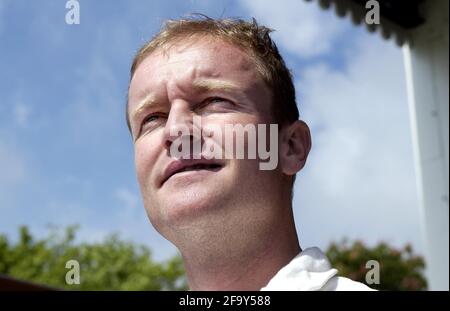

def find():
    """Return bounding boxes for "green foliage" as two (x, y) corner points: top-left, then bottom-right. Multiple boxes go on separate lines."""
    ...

(0, 226), (428, 291)
(0, 225), (188, 290)
(326, 239), (427, 290)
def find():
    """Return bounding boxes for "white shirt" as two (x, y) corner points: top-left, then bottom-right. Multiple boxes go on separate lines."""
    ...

(261, 247), (375, 291)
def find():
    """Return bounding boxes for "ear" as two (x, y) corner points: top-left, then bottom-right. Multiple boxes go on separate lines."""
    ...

(279, 120), (312, 175)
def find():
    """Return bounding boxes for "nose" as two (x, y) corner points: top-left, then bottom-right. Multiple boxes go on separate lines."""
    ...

(163, 101), (198, 153)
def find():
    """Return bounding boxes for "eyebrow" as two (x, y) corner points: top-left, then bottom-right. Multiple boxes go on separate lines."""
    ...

(191, 79), (240, 93)
(131, 79), (241, 123)
(132, 92), (158, 122)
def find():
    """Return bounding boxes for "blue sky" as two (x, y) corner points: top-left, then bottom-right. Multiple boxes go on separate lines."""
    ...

(0, 0), (424, 262)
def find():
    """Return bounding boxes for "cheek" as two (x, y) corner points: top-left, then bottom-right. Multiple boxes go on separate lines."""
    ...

(221, 114), (270, 158)
(134, 137), (160, 187)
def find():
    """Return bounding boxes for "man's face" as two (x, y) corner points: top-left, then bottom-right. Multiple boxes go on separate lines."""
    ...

(128, 37), (286, 240)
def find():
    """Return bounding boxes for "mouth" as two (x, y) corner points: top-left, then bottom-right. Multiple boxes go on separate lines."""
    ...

(161, 161), (223, 186)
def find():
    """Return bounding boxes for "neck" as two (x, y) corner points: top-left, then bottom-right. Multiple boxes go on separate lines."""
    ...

(178, 208), (301, 291)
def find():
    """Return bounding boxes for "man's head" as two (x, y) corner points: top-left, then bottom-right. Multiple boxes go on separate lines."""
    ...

(126, 16), (311, 249)
(127, 16), (300, 131)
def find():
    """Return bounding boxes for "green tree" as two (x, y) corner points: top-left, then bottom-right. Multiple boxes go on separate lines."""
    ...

(1, 227), (428, 291)
(0, 225), (188, 290)
(326, 239), (427, 290)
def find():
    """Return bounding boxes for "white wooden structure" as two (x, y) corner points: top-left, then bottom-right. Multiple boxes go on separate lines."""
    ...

(402, 0), (448, 291)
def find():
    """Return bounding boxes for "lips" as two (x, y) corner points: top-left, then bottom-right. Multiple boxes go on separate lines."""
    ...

(160, 159), (223, 186)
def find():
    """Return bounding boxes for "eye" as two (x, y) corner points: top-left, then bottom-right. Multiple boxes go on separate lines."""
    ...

(199, 97), (235, 110)
(142, 114), (159, 124)
(206, 97), (228, 104)
(138, 113), (164, 137)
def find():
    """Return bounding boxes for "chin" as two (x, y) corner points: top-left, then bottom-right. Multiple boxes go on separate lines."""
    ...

(156, 186), (222, 225)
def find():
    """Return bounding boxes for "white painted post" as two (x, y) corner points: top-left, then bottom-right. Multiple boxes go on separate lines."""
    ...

(402, 0), (449, 291)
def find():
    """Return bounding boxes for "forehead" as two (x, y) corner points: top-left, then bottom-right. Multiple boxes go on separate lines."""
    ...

(128, 38), (264, 105)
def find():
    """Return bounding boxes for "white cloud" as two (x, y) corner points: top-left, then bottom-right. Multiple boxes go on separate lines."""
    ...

(239, 0), (351, 58)
(239, 0), (424, 255)
(293, 35), (425, 254)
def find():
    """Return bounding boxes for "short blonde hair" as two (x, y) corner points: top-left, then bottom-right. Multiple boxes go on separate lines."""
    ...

(126, 15), (299, 131)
